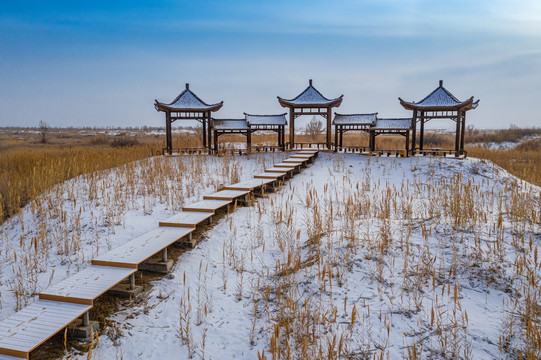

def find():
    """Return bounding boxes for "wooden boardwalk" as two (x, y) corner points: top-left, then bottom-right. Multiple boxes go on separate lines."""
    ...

(224, 178), (274, 191)
(159, 211), (213, 228)
(39, 266), (136, 305)
(0, 151), (318, 359)
(203, 189), (250, 201)
(182, 199), (231, 213)
(0, 300), (92, 359)
(91, 227), (194, 269)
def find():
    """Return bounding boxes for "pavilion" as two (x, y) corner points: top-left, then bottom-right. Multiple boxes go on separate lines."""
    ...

(399, 80), (479, 156)
(154, 84), (223, 154)
(333, 113), (377, 151)
(212, 113), (287, 153)
(368, 118), (412, 152)
(278, 80), (343, 149)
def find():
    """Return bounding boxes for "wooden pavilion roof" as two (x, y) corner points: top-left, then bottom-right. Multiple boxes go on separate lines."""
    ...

(278, 79), (343, 108)
(212, 118), (250, 131)
(399, 80), (479, 111)
(333, 113), (377, 126)
(155, 84), (224, 112)
(373, 118), (412, 131)
(245, 113), (287, 126)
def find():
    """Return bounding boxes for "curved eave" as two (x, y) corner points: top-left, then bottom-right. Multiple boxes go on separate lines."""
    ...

(154, 100), (224, 113)
(277, 95), (343, 108)
(243, 112), (288, 117)
(399, 97), (478, 112)
(373, 127), (412, 131)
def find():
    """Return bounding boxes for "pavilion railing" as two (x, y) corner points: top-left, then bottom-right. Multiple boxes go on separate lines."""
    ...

(286, 142), (330, 150)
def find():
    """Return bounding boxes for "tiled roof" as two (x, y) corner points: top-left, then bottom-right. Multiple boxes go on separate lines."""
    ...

(155, 84), (223, 112)
(212, 119), (250, 131)
(278, 80), (343, 107)
(245, 113), (287, 126)
(333, 113), (377, 126)
(373, 118), (412, 130)
(399, 80), (479, 111)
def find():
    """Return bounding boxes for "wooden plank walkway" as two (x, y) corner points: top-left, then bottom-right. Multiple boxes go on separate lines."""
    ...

(91, 227), (194, 269)
(282, 159), (306, 165)
(203, 189), (250, 201)
(254, 171), (286, 180)
(224, 178), (274, 191)
(290, 154), (312, 160)
(159, 211), (213, 228)
(39, 266), (136, 305)
(0, 300), (91, 359)
(264, 167), (294, 174)
(182, 199), (231, 213)
(0, 151), (319, 359)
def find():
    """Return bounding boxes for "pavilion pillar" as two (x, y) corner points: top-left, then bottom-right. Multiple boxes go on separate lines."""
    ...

(281, 126), (285, 150)
(339, 127), (343, 148)
(334, 125), (338, 152)
(411, 110), (417, 153)
(289, 108), (295, 149)
(405, 131), (410, 154)
(247, 131), (252, 154)
(326, 107), (332, 149)
(459, 110), (466, 154)
(166, 111), (172, 155)
(202, 114), (207, 148)
(419, 112), (425, 151)
(214, 131), (218, 154)
(369, 131), (375, 152)
(207, 113), (213, 152)
(455, 111), (461, 156)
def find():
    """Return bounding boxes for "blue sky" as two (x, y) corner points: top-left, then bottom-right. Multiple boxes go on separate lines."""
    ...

(1, 0), (540, 129)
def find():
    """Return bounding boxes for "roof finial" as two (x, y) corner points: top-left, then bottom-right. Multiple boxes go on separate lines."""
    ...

(309, 79), (313, 86)
(439, 80), (443, 87)
(186, 83), (190, 90)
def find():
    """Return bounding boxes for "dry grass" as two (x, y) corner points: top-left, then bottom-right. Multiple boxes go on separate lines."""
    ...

(466, 137), (541, 186)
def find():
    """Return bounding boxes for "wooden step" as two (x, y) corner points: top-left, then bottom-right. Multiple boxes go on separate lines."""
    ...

(159, 211), (213, 228)
(39, 266), (136, 305)
(203, 189), (249, 201)
(0, 300), (92, 359)
(182, 199), (231, 213)
(91, 227), (194, 268)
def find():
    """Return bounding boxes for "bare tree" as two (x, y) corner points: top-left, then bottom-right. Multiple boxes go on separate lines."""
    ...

(306, 116), (323, 141)
(39, 121), (49, 144)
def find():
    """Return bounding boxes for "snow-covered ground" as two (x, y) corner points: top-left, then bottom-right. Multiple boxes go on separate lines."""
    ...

(1, 153), (540, 359)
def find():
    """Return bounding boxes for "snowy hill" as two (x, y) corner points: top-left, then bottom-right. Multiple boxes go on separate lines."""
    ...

(1, 153), (540, 359)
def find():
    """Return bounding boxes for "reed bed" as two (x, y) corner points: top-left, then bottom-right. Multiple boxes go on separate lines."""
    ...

(0, 151), (285, 314)
(174, 154), (540, 359)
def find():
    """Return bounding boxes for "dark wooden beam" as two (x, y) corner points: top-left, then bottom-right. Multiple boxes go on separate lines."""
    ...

(455, 110), (461, 156)
(411, 110), (417, 151)
(166, 111), (172, 155)
(207, 112), (212, 151)
(334, 125), (338, 152)
(419, 112), (425, 151)
(289, 107), (295, 148)
(326, 107), (332, 149)
(460, 110), (466, 153)
(202, 113), (207, 148)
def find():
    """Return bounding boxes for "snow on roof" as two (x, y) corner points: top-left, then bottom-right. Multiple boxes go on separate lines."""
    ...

(212, 119), (250, 131)
(399, 80), (479, 110)
(373, 118), (412, 130)
(155, 84), (223, 111)
(245, 113), (287, 126)
(333, 113), (377, 126)
(278, 80), (343, 106)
